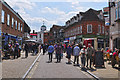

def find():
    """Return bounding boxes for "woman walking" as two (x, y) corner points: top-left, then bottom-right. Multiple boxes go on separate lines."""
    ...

(66, 44), (72, 64)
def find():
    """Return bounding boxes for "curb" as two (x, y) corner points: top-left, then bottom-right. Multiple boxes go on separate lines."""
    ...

(70, 57), (100, 80)
(21, 52), (42, 80)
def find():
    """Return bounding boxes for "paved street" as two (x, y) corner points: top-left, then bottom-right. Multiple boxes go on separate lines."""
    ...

(2, 52), (38, 78)
(27, 53), (93, 79)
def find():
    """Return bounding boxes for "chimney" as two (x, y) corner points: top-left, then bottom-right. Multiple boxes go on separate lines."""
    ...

(33, 30), (35, 33)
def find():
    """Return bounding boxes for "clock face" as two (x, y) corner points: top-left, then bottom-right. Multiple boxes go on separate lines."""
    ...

(41, 27), (46, 31)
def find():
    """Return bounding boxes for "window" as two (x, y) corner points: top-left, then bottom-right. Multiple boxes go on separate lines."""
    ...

(87, 24), (92, 33)
(80, 26), (82, 33)
(115, 8), (118, 19)
(98, 25), (101, 33)
(102, 26), (104, 34)
(1, 10), (5, 23)
(7, 14), (10, 26)
(119, 7), (120, 18)
(15, 20), (17, 29)
(12, 18), (14, 28)
(21, 24), (23, 32)
(18, 23), (20, 31)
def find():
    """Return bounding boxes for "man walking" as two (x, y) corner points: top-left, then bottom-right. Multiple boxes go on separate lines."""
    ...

(48, 43), (54, 62)
(14, 41), (19, 59)
(73, 44), (80, 66)
(86, 44), (93, 68)
(80, 45), (87, 70)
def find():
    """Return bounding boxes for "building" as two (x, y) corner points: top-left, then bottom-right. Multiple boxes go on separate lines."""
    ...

(23, 21), (31, 41)
(44, 30), (49, 44)
(109, 1), (120, 50)
(30, 30), (37, 41)
(37, 24), (47, 44)
(103, 7), (110, 47)
(1, 0), (24, 46)
(48, 25), (63, 44)
(64, 8), (106, 50)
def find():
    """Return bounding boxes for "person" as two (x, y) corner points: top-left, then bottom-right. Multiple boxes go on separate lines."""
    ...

(66, 44), (72, 64)
(60, 43), (64, 59)
(118, 49), (120, 67)
(56, 43), (62, 63)
(24, 43), (28, 58)
(86, 44), (94, 68)
(48, 43), (54, 62)
(39, 44), (41, 53)
(80, 45), (87, 69)
(43, 44), (46, 55)
(14, 41), (19, 59)
(73, 44), (80, 66)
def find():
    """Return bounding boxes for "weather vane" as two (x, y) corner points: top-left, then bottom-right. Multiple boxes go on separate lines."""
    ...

(43, 21), (45, 25)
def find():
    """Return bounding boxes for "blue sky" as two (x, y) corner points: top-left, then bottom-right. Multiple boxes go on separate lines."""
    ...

(5, 0), (108, 32)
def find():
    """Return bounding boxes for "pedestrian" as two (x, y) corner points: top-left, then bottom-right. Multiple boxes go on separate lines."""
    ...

(80, 45), (87, 70)
(73, 44), (80, 66)
(24, 43), (28, 58)
(39, 44), (41, 53)
(43, 44), (46, 55)
(60, 43), (64, 59)
(56, 43), (62, 63)
(86, 44), (94, 68)
(14, 41), (19, 59)
(66, 44), (72, 64)
(48, 43), (54, 62)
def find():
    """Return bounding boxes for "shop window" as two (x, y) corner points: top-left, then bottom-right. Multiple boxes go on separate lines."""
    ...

(7, 14), (10, 26)
(87, 24), (92, 33)
(1, 10), (5, 23)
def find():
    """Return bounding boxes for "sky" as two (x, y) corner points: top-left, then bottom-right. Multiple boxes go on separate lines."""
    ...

(4, 0), (108, 32)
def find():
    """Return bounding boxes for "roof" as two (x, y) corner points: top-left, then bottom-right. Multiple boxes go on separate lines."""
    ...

(80, 8), (103, 21)
(41, 25), (46, 27)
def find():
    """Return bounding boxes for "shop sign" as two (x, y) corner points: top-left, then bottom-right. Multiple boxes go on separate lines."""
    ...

(69, 36), (76, 40)
(76, 35), (83, 38)
(97, 38), (104, 42)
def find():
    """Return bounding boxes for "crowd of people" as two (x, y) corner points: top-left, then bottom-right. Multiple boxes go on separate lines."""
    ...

(47, 42), (97, 70)
(3, 41), (20, 59)
(2, 40), (120, 69)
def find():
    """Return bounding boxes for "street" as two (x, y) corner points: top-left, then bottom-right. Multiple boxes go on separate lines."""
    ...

(26, 52), (93, 79)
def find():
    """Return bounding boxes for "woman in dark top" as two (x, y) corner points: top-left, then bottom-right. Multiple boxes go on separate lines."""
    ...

(66, 44), (72, 64)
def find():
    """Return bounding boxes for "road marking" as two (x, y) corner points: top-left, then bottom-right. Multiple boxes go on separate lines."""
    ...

(21, 52), (42, 80)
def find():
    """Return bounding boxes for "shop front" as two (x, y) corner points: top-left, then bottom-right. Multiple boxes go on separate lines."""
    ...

(2, 33), (22, 46)
(97, 38), (104, 50)
(69, 36), (76, 44)
(76, 35), (82, 44)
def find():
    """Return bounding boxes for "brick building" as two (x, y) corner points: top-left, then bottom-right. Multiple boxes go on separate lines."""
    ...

(48, 25), (63, 44)
(64, 8), (106, 50)
(44, 30), (49, 44)
(1, 0), (24, 45)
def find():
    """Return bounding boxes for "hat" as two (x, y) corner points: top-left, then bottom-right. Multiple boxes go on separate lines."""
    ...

(83, 45), (86, 48)
(76, 44), (78, 46)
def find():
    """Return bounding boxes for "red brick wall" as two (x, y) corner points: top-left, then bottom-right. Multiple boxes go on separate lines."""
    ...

(2, 3), (24, 37)
(65, 21), (105, 38)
